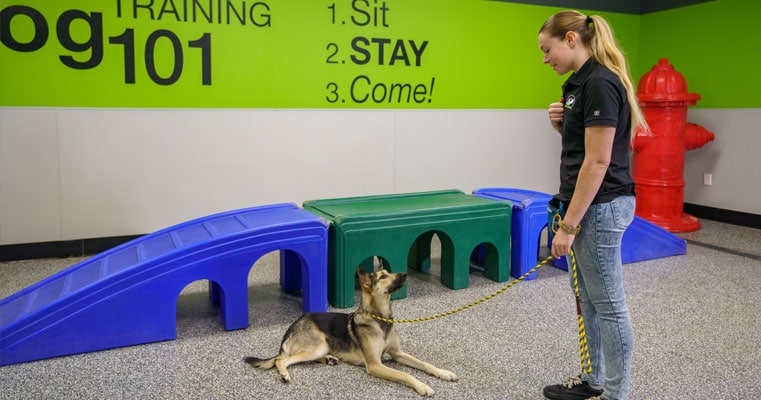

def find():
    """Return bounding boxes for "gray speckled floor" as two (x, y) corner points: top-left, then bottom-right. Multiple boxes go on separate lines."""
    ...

(1, 220), (760, 400)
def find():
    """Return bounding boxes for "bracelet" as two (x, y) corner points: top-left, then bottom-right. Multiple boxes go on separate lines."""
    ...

(558, 219), (581, 235)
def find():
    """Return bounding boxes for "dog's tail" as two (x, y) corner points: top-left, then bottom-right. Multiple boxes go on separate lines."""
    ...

(243, 356), (277, 369)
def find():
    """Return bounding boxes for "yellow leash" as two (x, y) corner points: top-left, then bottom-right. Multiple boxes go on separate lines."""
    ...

(367, 250), (592, 375)
(569, 249), (593, 375)
(367, 255), (555, 324)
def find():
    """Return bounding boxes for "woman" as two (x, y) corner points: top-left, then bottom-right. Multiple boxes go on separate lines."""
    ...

(537, 10), (646, 400)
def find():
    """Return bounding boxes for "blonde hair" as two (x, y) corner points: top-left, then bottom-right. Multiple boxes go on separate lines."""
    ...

(540, 10), (647, 133)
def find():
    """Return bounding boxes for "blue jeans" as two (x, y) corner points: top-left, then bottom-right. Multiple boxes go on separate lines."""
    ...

(570, 195), (635, 400)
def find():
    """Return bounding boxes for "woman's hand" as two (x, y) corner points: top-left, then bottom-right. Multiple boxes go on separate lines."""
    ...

(551, 229), (575, 259)
(548, 97), (564, 133)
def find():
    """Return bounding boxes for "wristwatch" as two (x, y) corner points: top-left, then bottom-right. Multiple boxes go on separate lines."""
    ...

(558, 219), (581, 235)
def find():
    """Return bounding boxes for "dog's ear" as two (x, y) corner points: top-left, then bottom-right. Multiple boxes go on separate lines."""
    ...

(357, 267), (372, 288)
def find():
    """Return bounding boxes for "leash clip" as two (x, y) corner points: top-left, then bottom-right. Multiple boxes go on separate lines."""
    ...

(551, 213), (561, 234)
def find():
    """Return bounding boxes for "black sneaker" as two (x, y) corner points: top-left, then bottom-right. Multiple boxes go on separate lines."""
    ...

(543, 375), (604, 400)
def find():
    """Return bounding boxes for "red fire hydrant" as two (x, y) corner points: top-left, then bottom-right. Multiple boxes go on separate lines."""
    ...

(632, 58), (715, 232)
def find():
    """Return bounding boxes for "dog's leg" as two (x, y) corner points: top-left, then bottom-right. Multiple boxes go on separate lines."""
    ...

(361, 341), (435, 396)
(386, 336), (458, 382)
(274, 346), (330, 383)
(366, 360), (435, 396)
(388, 350), (458, 382)
(314, 355), (339, 365)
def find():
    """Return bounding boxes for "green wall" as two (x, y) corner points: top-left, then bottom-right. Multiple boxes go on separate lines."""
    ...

(0, 0), (755, 108)
(637, 0), (760, 108)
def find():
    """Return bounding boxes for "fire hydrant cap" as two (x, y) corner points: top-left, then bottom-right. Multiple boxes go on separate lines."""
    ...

(637, 58), (701, 104)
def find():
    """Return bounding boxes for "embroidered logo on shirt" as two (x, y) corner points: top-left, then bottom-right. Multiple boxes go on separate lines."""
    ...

(565, 95), (576, 109)
(593, 110), (601, 116)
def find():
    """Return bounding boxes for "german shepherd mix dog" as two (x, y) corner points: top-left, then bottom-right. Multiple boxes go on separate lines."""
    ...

(244, 267), (458, 396)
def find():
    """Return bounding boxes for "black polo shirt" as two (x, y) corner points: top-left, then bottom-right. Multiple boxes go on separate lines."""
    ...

(557, 57), (635, 204)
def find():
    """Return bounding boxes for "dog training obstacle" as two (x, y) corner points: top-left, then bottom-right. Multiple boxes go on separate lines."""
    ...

(0, 204), (328, 366)
(303, 190), (512, 308)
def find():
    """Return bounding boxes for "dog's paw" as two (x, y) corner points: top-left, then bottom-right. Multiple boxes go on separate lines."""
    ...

(279, 373), (291, 383)
(435, 369), (458, 382)
(414, 383), (435, 396)
(325, 355), (339, 365)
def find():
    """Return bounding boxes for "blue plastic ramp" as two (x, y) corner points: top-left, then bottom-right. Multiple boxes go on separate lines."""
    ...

(553, 215), (687, 270)
(622, 216), (687, 264)
(0, 203), (328, 366)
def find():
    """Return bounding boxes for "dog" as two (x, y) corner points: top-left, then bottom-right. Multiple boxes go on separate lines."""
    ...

(244, 266), (458, 396)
